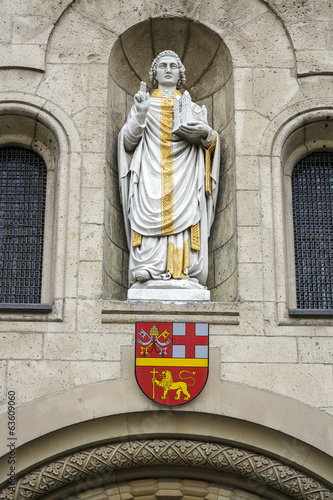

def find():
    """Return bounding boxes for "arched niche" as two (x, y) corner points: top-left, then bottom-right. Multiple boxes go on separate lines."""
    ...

(104, 18), (236, 301)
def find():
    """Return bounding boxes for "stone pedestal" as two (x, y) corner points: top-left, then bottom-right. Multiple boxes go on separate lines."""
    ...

(127, 279), (210, 301)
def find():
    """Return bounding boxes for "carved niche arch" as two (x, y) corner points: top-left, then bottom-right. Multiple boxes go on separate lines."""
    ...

(105, 18), (236, 301)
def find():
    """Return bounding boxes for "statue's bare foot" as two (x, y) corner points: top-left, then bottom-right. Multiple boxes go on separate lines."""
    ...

(135, 270), (151, 283)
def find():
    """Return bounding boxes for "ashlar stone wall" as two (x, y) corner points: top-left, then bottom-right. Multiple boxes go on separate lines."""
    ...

(0, 0), (332, 449)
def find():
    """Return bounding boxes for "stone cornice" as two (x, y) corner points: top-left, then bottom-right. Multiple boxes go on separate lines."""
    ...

(0, 439), (332, 499)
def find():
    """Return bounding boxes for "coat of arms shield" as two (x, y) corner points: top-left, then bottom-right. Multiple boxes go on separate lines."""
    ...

(135, 322), (209, 405)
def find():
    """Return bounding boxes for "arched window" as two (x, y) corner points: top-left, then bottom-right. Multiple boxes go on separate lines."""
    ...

(0, 146), (47, 304)
(292, 152), (333, 310)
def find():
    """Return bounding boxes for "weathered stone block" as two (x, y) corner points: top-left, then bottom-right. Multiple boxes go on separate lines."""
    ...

(225, 11), (294, 68)
(104, 237), (124, 286)
(0, 0), (28, 15)
(236, 156), (259, 191)
(220, 363), (333, 407)
(48, 9), (115, 64)
(88, 64), (108, 108)
(305, 120), (333, 150)
(73, 107), (108, 153)
(238, 302), (264, 335)
(12, 15), (54, 45)
(298, 338), (333, 364)
(0, 333), (42, 359)
(78, 261), (103, 298)
(212, 336), (297, 363)
(236, 190), (260, 226)
(213, 77), (233, 132)
(80, 224), (104, 261)
(238, 226), (261, 263)
(234, 110), (269, 156)
(234, 68), (253, 111)
(44, 333), (132, 360)
(267, 0), (313, 22)
(296, 49), (333, 75)
(7, 360), (121, 403)
(0, 68), (42, 92)
(81, 188), (104, 225)
(300, 75), (333, 99)
(29, 0), (67, 19)
(0, 14), (12, 43)
(212, 268), (237, 302)
(238, 263), (263, 301)
(253, 68), (300, 119)
(214, 234), (237, 284)
(75, 0), (149, 35)
(38, 64), (89, 116)
(313, 0), (333, 20)
(288, 21), (331, 50)
(198, 0), (268, 37)
(82, 153), (106, 189)
(210, 201), (236, 252)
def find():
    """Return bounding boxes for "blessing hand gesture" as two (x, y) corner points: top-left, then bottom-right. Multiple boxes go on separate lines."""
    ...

(134, 81), (151, 123)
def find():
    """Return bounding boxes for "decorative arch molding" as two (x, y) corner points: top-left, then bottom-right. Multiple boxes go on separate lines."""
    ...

(0, 95), (81, 319)
(0, 438), (332, 499)
(260, 99), (333, 158)
(259, 100), (333, 324)
(0, 366), (332, 485)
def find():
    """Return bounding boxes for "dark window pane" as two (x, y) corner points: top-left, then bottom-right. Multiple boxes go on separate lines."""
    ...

(0, 147), (47, 303)
(292, 152), (333, 309)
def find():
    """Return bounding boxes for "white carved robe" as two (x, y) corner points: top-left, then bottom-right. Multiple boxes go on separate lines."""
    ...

(118, 89), (220, 285)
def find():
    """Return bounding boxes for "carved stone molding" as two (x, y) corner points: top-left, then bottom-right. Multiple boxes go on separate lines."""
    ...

(0, 439), (332, 499)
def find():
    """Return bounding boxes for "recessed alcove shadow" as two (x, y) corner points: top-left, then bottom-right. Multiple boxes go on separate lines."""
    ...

(104, 18), (237, 301)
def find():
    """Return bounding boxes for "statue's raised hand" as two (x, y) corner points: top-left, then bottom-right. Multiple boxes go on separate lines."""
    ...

(134, 81), (150, 124)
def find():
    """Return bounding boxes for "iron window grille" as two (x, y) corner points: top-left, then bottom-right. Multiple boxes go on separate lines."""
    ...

(292, 152), (333, 310)
(0, 146), (47, 304)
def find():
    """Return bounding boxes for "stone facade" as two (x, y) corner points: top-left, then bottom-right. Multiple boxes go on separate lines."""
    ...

(0, 0), (332, 498)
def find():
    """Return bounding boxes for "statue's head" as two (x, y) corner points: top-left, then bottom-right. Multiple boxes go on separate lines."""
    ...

(149, 50), (186, 89)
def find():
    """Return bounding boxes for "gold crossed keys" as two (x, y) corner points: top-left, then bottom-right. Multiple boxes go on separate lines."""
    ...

(150, 368), (196, 401)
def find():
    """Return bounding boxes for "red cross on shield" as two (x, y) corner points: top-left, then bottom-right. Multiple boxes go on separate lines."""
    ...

(135, 322), (209, 406)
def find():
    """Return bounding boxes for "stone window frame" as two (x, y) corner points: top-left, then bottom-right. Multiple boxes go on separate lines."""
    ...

(277, 110), (333, 324)
(0, 102), (69, 322)
(0, 146), (49, 306)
